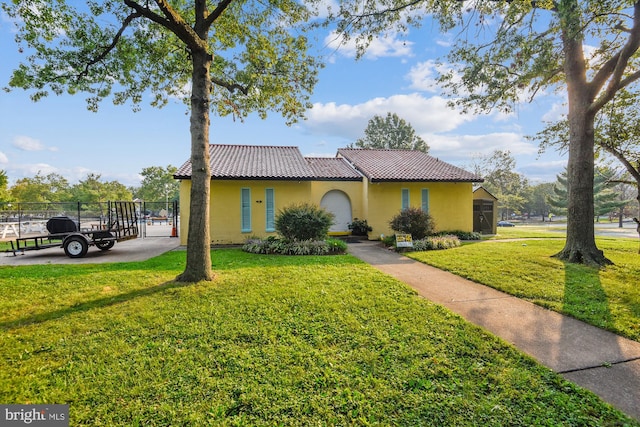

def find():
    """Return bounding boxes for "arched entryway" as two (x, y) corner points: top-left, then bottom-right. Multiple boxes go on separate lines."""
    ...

(320, 190), (352, 233)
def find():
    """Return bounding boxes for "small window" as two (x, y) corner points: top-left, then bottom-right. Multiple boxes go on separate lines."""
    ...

(401, 188), (410, 210)
(265, 188), (275, 232)
(241, 188), (251, 232)
(421, 189), (430, 213)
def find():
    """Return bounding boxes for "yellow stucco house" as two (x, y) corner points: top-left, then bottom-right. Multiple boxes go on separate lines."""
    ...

(174, 144), (483, 245)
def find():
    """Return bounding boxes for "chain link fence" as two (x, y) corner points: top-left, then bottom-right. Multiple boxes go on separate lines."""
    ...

(0, 201), (178, 240)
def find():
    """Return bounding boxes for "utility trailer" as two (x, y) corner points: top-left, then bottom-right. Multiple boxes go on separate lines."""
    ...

(7, 201), (139, 258)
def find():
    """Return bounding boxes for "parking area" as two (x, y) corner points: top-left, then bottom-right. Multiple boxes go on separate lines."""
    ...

(1, 236), (182, 266)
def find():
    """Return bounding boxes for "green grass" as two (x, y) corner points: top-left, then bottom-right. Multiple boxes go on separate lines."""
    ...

(1, 250), (637, 425)
(408, 231), (640, 342)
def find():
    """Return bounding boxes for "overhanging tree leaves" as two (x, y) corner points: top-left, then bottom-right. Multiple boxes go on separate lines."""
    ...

(331, 0), (640, 266)
(3, 0), (322, 281)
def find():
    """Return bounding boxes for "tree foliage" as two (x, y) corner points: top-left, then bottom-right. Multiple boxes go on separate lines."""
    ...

(69, 173), (132, 203)
(4, 0), (323, 281)
(535, 87), (640, 215)
(9, 173), (71, 203)
(351, 113), (429, 152)
(468, 150), (528, 219)
(330, 0), (640, 265)
(135, 165), (179, 203)
(548, 167), (630, 220)
(0, 170), (11, 203)
(525, 183), (555, 221)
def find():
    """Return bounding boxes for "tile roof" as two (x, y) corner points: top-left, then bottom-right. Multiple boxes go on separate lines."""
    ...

(337, 148), (483, 182)
(305, 157), (362, 181)
(174, 144), (316, 180)
(174, 145), (482, 183)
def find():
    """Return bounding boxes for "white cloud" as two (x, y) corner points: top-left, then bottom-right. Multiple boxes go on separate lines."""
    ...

(406, 60), (442, 93)
(519, 159), (567, 183)
(324, 30), (413, 60)
(406, 59), (472, 98)
(9, 162), (59, 178)
(305, 93), (474, 139)
(541, 101), (566, 122)
(12, 136), (58, 152)
(0, 151), (8, 163)
(425, 132), (538, 163)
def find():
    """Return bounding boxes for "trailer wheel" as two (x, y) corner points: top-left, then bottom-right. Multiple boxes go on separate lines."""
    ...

(64, 235), (89, 258)
(96, 240), (115, 251)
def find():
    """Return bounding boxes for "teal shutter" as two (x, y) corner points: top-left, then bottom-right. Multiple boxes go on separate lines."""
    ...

(401, 189), (410, 210)
(241, 188), (251, 232)
(265, 188), (275, 232)
(421, 189), (430, 213)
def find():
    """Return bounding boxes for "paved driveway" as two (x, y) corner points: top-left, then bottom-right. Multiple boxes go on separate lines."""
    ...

(1, 237), (182, 266)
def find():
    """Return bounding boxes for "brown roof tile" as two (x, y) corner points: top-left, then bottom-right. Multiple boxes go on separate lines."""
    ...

(174, 144), (316, 180)
(337, 148), (483, 182)
(306, 157), (362, 181)
(174, 145), (482, 183)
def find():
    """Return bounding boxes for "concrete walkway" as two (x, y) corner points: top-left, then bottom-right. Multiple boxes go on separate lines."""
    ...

(347, 241), (640, 421)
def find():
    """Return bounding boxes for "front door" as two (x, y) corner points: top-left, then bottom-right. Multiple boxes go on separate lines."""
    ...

(320, 190), (352, 233)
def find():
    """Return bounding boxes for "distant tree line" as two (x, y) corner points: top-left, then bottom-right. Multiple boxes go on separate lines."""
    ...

(469, 150), (636, 225)
(0, 166), (178, 205)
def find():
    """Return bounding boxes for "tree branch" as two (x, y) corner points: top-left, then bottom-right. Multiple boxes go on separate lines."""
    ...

(76, 11), (142, 80)
(124, 0), (206, 51)
(205, 0), (235, 28)
(211, 77), (249, 95)
(600, 143), (640, 184)
(589, 1), (640, 111)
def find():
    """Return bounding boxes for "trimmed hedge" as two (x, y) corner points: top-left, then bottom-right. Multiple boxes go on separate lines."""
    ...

(242, 237), (347, 255)
(412, 235), (461, 251)
(436, 230), (482, 240)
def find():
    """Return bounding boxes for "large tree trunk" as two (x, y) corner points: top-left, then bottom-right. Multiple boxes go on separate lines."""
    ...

(176, 49), (213, 282)
(554, 6), (612, 266)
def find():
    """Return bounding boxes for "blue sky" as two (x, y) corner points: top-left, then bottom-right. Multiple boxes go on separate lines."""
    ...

(0, 6), (568, 188)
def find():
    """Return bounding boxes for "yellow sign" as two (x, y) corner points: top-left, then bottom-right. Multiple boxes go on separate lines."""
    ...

(395, 234), (413, 248)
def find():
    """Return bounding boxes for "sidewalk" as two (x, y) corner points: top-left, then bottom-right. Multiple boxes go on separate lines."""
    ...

(347, 241), (640, 421)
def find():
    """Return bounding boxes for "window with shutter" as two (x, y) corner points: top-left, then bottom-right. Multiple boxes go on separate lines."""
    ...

(265, 188), (275, 232)
(401, 188), (409, 210)
(241, 188), (251, 232)
(421, 189), (430, 213)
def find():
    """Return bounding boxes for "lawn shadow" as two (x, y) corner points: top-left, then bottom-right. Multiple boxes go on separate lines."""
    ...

(0, 280), (194, 331)
(562, 262), (612, 330)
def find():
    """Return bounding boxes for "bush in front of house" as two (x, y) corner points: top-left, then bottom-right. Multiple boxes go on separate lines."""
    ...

(389, 207), (435, 240)
(412, 235), (461, 251)
(242, 237), (347, 255)
(435, 230), (482, 241)
(275, 203), (334, 241)
(348, 218), (373, 236)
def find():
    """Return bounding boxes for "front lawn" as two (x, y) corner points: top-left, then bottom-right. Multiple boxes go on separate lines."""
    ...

(0, 250), (636, 425)
(408, 234), (640, 342)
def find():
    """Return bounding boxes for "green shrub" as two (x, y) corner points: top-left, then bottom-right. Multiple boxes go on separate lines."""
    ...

(413, 235), (461, 251)
(275, 203), (334, 241)
(242, 237), (347, 255)
(381, 234), (396, 247)
(325, 238), (348, 254)
(436, 230), (482, 240)
(389, 207), (435, 240)
(348, 218), (373, 236)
